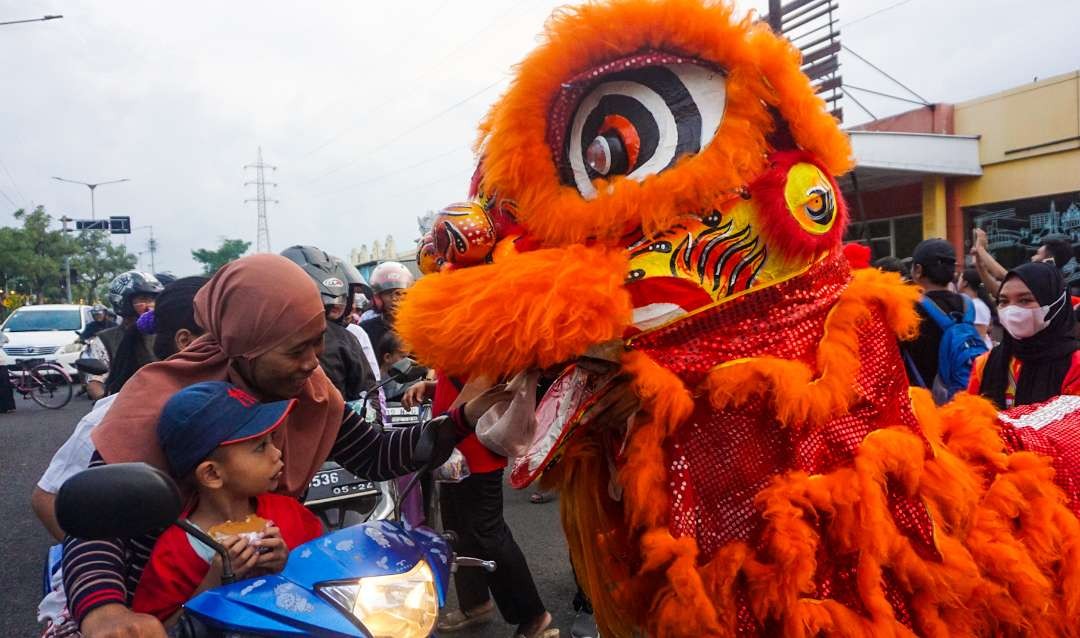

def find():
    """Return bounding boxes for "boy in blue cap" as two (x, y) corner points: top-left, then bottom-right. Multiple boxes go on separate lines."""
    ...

(132, 381), (324, 624)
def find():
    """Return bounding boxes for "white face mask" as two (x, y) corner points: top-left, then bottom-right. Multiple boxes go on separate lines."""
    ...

(999, 291), (1066, 340)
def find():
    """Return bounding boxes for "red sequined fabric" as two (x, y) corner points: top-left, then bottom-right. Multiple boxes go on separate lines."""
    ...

(633, 253), (935, 629)
(999, 395), (1080, 515)
(629, 253), (852, 386)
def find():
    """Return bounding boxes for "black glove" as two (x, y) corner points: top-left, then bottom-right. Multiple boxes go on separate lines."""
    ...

(412, 415), (459, 469)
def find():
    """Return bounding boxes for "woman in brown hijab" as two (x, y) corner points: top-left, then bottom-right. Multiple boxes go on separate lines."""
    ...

(64, 254), (473, 638)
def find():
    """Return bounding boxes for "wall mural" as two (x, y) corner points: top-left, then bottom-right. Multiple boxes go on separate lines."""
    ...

(968, 191), (1080, 285)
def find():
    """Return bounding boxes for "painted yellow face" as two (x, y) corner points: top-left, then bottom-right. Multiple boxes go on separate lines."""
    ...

(624, 160), (839, 333)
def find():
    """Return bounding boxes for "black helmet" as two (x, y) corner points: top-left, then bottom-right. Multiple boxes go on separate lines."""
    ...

(154, 272), (177, 286)
(333, 257), (372, 298)
(107, 271), (164, 318)
(280, 245), (348, 307)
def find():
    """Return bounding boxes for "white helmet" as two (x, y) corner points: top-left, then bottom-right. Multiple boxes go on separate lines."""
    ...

(369, 261), (414, 294)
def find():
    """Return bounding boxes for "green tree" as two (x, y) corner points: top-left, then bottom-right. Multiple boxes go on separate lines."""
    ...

(192, 238), (251, 274)
(70, 230), (138, 302)
(11, 206), (76, 302)
(0, 225), (32, 297)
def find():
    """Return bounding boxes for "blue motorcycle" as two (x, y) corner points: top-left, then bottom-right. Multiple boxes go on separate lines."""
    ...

(54, 460), (493, 637)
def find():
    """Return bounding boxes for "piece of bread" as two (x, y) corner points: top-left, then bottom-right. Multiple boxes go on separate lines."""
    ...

(207, 514), (269, 543)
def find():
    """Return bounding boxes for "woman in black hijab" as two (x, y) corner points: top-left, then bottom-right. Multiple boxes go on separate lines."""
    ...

(973, 261), (1080, 408)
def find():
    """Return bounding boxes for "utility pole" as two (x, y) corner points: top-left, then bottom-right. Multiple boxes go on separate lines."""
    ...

(60, 216), (74, 304)
(244, 148), (278, 253)
(134, 225), (157, 272)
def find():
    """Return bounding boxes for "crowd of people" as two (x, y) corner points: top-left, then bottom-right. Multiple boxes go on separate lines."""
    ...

(30, 247), (562, 638)
(30, 228), (1080, 638)
(871, 229), (1080, 410)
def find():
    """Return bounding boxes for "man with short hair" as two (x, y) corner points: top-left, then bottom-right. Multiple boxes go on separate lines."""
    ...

(902, 238), (968, 389)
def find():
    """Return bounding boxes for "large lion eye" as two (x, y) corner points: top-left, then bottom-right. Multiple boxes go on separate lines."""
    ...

(563, 63), (726, 199)
(784, 163), (837, 235)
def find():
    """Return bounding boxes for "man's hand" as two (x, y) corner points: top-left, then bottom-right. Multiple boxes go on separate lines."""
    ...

(402, 380), (436, 409)
(971, 227), (987, 254)
(254, 526), (289, 574)
(81, 603), (167, 638)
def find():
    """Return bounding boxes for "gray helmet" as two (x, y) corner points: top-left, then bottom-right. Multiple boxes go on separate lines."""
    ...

(280, 245), (348, 307)
(107, 271), (163, 318)
(332, 257), (372, 299)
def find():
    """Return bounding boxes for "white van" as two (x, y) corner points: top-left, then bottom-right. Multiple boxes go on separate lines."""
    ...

(1, 304), (95, 374)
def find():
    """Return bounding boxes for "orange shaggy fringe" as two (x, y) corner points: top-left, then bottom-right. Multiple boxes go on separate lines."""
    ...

(396, 244), (631, 380)
(477, 0), (853, 247)
(551, 271), (1080, 637)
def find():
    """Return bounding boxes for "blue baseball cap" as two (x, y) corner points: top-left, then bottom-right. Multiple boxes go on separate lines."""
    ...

(157, 381), (296, 478)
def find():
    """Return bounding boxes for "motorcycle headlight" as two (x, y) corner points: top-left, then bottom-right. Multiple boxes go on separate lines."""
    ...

(318, 561), (437, 638)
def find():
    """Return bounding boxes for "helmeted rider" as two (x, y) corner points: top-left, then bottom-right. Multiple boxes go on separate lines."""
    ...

(334, 256), (387, 413)
(280, 246), (376, 402)
(79, 304), (114, 342)
(361, 261), (414, 349)
(85, 271), (163, 400)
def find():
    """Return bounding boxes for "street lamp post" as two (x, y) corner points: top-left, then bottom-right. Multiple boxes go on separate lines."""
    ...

(51, 176), (129, 220)
(0, 15), (63, 27)
(60, 216), (74, 304)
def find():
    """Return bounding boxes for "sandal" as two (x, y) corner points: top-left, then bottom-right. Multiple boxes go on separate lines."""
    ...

(513, 611), (560, 638)
(529, 491), (555, 504)
(437, 602), (495, 632)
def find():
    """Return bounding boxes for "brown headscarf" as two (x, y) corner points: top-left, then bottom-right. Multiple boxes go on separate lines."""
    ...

(92, 253), (345, 496)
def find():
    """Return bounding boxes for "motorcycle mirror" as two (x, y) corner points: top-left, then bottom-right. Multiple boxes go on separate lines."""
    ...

(388, 357), (429, 383)
(74, 358), (109, 376)
(56, 463), (182, 539)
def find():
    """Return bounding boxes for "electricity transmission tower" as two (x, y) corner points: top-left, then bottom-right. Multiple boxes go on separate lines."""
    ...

(244, 147), (278, 253)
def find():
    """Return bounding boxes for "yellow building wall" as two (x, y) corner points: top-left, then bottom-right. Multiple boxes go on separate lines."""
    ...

(954, 71), (1080, 208)
(955, 151), (1080, 207)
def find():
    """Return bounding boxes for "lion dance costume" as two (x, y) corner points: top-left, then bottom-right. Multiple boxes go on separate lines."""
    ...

(398, 1), (1080, 635)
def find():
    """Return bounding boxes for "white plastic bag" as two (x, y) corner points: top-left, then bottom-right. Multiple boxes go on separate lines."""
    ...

(474, 370), (541, 458)
(432, 447), (471, 483)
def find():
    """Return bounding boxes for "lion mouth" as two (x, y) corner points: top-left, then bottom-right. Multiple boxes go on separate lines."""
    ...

(624, 211), (767, 332)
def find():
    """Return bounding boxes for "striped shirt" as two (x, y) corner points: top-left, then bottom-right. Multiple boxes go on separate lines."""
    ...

(62, 407), (433, 624)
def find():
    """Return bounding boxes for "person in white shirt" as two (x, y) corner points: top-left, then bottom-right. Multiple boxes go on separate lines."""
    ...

(31, 276), (209, 541)
(958, 268), (996, 349)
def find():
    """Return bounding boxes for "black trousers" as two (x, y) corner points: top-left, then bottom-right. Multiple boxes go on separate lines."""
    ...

(440, 468), (546, 625)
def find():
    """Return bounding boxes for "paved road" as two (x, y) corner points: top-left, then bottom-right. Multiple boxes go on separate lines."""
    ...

(1, 396), (580, 637)
(1, 395), (91, 638)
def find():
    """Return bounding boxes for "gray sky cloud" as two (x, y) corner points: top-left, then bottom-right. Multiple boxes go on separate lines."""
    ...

(2, 0), (1077, 275)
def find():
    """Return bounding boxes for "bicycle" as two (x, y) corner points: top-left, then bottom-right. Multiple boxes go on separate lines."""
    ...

(10, 358), (73, 409)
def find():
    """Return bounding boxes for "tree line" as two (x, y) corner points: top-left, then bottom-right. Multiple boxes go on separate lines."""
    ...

(0, 206), (137, 308)
(0, 206), (253, 311)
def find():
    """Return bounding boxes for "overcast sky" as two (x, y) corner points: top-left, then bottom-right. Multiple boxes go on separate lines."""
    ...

(2, 0), (1077, 275)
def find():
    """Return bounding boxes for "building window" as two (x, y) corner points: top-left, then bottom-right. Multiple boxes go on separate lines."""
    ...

(844, 214), (921, 261)
(965, 190), (1080, 284)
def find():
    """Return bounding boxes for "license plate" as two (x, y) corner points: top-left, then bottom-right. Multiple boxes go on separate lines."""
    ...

(304, 467), (377, 505)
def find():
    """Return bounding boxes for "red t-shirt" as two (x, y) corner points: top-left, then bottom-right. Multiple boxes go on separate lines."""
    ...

(433, 375), (506, 474)
(132, 493), (324, 621)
